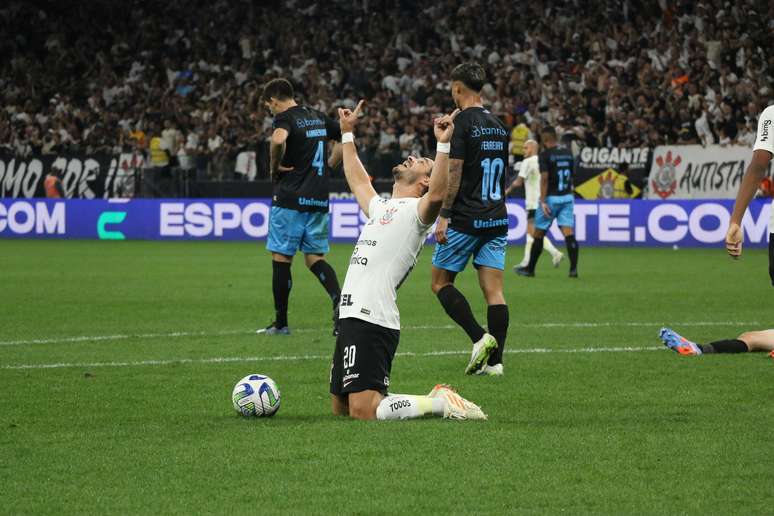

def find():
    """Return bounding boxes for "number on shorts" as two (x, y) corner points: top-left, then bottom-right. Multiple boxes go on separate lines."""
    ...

(343, 345), (356, 368)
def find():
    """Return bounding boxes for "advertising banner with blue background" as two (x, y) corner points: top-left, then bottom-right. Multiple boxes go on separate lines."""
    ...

(0, 198), (770, 247)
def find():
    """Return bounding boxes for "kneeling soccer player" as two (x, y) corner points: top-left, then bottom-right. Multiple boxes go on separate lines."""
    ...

(660, 327), (774, 357)
(329, 101), (486, 421)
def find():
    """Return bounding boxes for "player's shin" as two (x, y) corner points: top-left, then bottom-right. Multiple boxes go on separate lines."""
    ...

(526, 236), (544, 272)
(522, 234), (534, 266)
(272, 261), (292, 327)
(543, 235), (561, 258)
(310, 259), (341, 307)
(700, 339), (749, 353)
(487, 304), (509, 366)
(565, 235), (579, 271)
(436, 285), (486, 342)
(376, 395), (445, 420)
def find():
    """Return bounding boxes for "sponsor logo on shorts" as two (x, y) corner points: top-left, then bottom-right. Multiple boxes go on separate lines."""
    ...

(342, 372), (360, 388)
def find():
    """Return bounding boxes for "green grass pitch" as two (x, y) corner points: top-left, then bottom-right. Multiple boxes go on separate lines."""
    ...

(1, 240), (773, 514)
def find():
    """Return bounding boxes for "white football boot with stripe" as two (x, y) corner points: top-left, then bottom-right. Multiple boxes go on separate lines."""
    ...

(427, 384), (487, 420)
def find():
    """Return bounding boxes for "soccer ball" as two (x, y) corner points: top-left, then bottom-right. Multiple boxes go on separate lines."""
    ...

(232, 374), (281, 417)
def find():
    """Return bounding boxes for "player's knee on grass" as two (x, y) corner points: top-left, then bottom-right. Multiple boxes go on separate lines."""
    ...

(331, 394), (349, 416)
(737, 330), (774, 352)
(347, 390), (383, 420)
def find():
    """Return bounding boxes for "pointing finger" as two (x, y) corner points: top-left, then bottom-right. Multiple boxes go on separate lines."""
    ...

(353, 99), (365, 117)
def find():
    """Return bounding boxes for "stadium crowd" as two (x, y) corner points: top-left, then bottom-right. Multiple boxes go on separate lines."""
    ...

(1, 0), (772, 181)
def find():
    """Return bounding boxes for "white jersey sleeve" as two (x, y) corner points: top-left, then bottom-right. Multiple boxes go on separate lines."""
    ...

(753, 105), (774, 155)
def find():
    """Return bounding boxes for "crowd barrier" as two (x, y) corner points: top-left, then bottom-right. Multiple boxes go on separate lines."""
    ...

(1, 198), (770, 247)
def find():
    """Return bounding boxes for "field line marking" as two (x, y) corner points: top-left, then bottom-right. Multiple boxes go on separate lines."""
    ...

(0, 321), (760, 347)
(1, 345), (664, 370)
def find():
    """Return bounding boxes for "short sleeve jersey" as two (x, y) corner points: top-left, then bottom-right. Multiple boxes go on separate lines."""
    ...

(338, 196), (432, 331)
(448, 107), (509, 235)
(539, 146), (575, 197)
(272, 105), (341, 212)
(518, 155), (540, 210)
(753, 105), (774, 155)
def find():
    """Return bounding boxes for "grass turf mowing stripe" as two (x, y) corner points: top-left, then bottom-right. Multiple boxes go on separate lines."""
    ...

(0, 321), (758, 347)
(1, 345), (664, 370)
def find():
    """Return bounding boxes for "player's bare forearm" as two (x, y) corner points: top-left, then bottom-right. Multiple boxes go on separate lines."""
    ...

(269, 141), (285, 179)
(506, 177), (524, 196)
(418, 152), (449, 224)
(442, 159), (463, 210)
(540, 172), (548, 202)
(730, 151), (771, 225)
(328, 142), (343, 168)
(342, 142), (377, 215)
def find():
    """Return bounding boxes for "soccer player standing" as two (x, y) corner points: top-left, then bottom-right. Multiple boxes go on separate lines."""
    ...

(725, 103), (774, 267)
(515, 127), (579, 278)
(506, 139), (563, 270)
(330, 101), (487, 421)
(258, 78), (343, 336)
(431, 62), (510, 376)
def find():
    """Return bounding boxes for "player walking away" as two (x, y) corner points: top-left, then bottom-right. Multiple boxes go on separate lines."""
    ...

(725, 104), (774, 273)
(660, 327), (774, 358)
(258, 78), (344, 336)
(330, 101), (486, 421)
(515, 127), (579, 278)
(505, 139), (563, 269)
(431, 62), (510, 377)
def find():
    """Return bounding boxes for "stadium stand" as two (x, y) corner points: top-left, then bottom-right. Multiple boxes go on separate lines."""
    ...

(1, 0), (771, 183)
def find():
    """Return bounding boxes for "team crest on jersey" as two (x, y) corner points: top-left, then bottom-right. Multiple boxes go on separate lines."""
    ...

(379, 207), (398, 225)
(651, 151), (680, 199)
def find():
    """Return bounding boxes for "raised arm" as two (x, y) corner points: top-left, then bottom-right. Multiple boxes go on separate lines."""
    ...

(338, 100), (378, 216)
(418, 110), (459, 225)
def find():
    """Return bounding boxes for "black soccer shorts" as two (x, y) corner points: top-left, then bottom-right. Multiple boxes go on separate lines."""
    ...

(329, 317), (400, 396)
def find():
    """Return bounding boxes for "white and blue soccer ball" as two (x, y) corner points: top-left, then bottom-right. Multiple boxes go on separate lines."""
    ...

(232, 374), (281, 417)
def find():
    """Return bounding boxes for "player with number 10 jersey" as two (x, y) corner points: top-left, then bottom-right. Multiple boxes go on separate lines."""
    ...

(431, 62), (510, 377)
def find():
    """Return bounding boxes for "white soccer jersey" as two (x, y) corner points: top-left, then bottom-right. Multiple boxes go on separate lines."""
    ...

(518, 155), (540, 210)
(753, 104), (774, 155)
(339, 195), (432, 330)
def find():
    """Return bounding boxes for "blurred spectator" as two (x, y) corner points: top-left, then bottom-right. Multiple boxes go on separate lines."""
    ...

(0, 0), (771, 182)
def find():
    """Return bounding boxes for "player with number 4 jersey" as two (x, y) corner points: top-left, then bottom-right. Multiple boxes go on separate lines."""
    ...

(258, 78), (344, 337)
(431, 62), (510, 377)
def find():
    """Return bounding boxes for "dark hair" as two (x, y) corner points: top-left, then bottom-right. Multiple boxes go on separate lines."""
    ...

(261, 78), (294, 102)
(540, 126), (557, 139)
(450, 62), (486, 92)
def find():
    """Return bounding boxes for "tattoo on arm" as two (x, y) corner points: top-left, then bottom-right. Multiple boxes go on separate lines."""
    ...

(442, 160), (463, 210)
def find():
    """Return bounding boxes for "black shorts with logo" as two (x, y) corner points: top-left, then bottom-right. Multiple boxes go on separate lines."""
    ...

(330, 317), (400, 396)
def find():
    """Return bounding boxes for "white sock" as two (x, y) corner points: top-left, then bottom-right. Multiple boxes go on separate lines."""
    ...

(522, 234), (534, 265)
(375, 395), (446, 420)
(544, 236), (560, 258)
